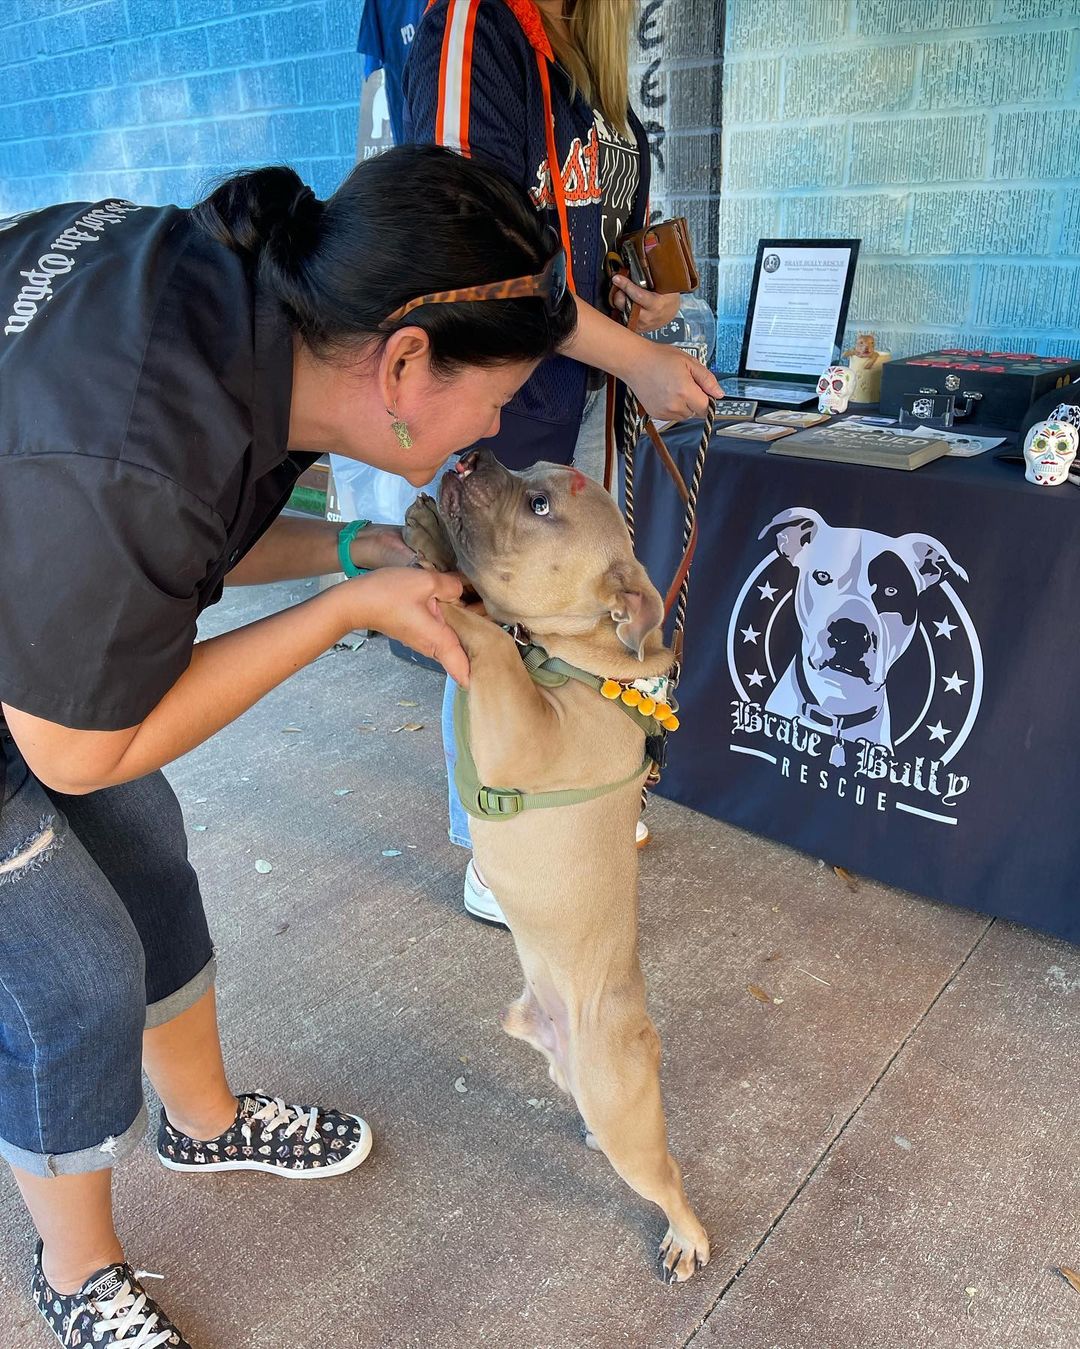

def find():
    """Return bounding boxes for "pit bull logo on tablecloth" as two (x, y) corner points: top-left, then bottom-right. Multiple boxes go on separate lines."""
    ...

(727, 508), (984, 825)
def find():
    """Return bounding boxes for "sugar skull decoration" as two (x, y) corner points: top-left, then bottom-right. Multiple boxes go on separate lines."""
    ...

(1023, 419), (1078, 486)
(817, 365), (854, 415)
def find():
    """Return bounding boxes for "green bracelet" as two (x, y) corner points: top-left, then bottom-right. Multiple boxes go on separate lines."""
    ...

(338, 519), (372, 577)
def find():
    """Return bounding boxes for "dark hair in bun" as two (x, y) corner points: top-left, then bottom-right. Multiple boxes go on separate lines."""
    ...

(191, 145), (575, 373)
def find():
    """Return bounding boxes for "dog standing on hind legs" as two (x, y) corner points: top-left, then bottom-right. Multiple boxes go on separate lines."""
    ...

(404, 447), (709, 1282)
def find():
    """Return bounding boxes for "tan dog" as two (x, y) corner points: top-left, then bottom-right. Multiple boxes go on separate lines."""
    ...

(404, 447), (709, 1282)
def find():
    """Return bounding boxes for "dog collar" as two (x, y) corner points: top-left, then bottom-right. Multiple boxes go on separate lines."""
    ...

(800, 702), (878, 734)
(795, 660), (878, 729)
(452, 638), (679, 821)
(795, 662), (879, 767)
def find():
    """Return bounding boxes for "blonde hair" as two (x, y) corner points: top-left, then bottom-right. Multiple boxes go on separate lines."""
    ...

(538, 0), (634, 137)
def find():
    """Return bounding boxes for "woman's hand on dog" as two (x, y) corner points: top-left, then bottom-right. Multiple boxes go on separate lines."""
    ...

(335, 567), (471, 686)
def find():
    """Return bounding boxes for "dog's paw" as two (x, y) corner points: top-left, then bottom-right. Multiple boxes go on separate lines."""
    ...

(658, 1220), (710, 1284)
(403, 493), (457, 573)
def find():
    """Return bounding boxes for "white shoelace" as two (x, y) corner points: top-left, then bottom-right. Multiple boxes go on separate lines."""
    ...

(241, 1095), (319, 1145)
(72, 1277), (174, 1347)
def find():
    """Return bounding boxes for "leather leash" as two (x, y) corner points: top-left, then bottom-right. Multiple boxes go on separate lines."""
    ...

(602, 294), (716, 666)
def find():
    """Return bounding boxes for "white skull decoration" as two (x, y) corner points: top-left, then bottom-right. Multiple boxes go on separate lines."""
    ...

(817, 365), (854, 415)
(1023, 419), (1078, 486)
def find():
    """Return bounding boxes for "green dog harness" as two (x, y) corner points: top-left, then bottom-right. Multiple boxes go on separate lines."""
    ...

(453, 641), (676, 821)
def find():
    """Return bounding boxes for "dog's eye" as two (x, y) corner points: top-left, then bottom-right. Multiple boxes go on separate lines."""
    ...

(529, 494), (550, 517)
(812, 570), (832, 585)
(884, 586), (898, 597)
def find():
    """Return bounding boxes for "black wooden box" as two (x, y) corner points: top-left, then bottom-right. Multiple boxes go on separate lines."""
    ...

(879, 349), (1080, 430)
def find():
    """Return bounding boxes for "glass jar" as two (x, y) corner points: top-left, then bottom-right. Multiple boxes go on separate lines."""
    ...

(643, 292), (717, 367)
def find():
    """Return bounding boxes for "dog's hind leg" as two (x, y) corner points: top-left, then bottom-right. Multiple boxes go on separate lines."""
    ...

(569, 1000), (709, 1283)
(503, 985), (572, 1094)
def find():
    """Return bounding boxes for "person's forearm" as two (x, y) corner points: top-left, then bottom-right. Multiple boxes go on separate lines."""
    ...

(106, 588), (352, 785)
(6, 568), (468, 796)
(226, 515), (394, 586)
(23, 587), (350, 793)
(226, 516), (342, 585)
(560, 293), (722, 422)
(560, 294), (648, 383)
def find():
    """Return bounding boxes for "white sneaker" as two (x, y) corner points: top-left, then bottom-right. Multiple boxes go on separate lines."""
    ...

(636, 818), (651, 848)
(463, 859), (508, 927)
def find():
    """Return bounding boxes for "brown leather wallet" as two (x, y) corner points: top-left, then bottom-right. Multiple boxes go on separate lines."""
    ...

(617, 218), (700, 294)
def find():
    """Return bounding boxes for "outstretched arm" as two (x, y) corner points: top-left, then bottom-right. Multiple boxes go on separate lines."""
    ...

(5, 570), (467, 795)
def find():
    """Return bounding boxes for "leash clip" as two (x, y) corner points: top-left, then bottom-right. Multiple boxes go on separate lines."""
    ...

(505, 623), (532, 649)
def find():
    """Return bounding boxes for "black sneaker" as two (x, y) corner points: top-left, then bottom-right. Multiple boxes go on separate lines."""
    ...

(156, 1092), (372, 1179)
(32, 1242), (189, 1347)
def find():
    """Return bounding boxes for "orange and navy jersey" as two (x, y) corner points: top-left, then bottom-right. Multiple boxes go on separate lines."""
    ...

(403, 0), (650, 466)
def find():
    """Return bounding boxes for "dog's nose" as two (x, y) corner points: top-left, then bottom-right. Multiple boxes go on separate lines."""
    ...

(828, 618), (871, 652)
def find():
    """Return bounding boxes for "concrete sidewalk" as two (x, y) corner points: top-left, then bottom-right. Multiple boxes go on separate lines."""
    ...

(1, 580), (1076, 1349)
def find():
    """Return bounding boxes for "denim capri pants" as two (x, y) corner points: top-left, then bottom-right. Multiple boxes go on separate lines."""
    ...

(0, 731), (215, 1178)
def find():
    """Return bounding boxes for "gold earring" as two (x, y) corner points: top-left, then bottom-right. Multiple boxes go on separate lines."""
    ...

(387, 405), (413, 449)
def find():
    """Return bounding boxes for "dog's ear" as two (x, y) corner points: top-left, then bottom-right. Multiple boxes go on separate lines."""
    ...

(599, 557), (664, 660)
(899, 534), (968, 590)
(758, 507), (825, 563)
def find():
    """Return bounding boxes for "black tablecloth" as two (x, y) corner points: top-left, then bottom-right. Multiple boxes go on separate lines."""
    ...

(631, 419), (1080, 943)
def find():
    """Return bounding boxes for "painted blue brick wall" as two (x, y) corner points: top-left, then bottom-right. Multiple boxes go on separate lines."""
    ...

(717, 0), (1080, 369)
(4, 0), (1078, 370)
(0, 0), (361, 215)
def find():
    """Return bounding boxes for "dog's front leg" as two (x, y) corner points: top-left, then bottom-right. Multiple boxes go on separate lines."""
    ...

(403, 493), (458, 573)
(439, 604), (559, 775)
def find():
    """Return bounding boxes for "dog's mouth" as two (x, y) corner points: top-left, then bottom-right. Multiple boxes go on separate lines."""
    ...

(435, 451), (504, 599)
(439, 448), (510, 532)
(438, 469), (462, 519)
(455, 449), (480, 481)
(439, 448), (486, 512)
(819, 655), (872, 683)
(438, 460), (473, 527)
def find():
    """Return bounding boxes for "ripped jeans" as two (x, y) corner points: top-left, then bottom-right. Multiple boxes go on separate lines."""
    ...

(0, 731), (215, 1178)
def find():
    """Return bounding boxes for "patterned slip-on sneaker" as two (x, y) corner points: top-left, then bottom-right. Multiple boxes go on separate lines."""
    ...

(157, 1093), (372, 1179)
(32, 1241), (189, 1348)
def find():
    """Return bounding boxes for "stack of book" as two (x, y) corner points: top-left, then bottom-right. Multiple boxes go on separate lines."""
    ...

(766, 423), (950, 471)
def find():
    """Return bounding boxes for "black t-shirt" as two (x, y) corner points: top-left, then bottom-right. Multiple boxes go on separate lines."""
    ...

(0, 199), (315, 732)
